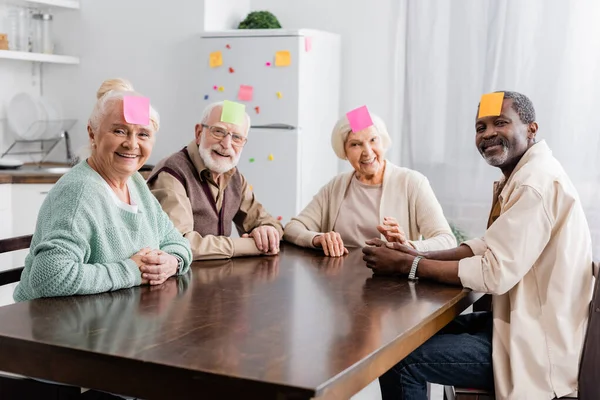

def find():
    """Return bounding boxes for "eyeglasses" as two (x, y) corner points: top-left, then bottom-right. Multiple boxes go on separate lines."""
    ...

(202, 124), (247, 147)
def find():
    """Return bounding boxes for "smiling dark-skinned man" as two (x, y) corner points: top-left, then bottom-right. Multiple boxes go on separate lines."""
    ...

(363, 91), (594, 400)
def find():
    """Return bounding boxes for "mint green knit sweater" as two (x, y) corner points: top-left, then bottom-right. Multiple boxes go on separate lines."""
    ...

(13, 161), (192, 302)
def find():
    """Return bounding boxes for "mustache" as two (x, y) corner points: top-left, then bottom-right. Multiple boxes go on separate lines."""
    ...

(479, 137), (508, 151)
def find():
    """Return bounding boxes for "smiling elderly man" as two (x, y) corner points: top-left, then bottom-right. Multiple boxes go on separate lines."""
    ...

(363, 91), (594, 400)
(148, 101), (283, 261)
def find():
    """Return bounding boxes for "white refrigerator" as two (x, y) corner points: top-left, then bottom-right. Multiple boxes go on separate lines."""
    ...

(199, 29), (341, 226)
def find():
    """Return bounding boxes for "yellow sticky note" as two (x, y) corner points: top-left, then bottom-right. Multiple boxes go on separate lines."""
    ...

(249, 185), (253, 191)
(268, 154), (274, 161)
(275, 51), (291, 67)
(276, 91), (282, 99)
(218, 86), (224, 92)
(478, 92), (504, 118)
(209, 51), (223, 68)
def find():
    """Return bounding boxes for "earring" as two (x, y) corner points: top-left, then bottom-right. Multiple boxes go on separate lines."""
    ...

(92, 142), (96, 147)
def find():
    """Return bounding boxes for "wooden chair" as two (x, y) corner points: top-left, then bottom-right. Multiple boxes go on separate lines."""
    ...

(444, 262), (600, 400)
(0, 234), (31, 287)
(0, 234), (80, 400)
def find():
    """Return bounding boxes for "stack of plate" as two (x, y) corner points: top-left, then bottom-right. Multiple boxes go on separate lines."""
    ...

(6, 92), (63, 141)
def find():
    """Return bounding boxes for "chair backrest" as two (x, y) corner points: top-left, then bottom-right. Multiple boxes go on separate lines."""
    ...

(0, 235), (32, 286)
(579, 261), (600, 400)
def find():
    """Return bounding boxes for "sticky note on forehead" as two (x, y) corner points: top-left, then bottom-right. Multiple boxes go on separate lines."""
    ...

(123, 96), (150, 126)
(220, 100), (246, 125)
(478, 92), (505, 118)
(346, 105), (373, 132)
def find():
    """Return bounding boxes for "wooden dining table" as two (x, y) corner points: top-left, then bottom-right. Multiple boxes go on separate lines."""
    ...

(0, 244), (480, 400)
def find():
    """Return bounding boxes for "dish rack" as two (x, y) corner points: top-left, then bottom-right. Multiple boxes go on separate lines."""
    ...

(1, 119), (77, 163)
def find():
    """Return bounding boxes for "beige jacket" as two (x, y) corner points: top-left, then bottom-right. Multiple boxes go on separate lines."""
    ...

(459, 141), (594, 399)
(149, 141), (283, 261)
(284, 161), (456, 251)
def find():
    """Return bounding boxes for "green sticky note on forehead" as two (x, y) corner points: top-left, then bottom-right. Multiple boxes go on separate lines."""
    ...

(220, 100), (246, 125)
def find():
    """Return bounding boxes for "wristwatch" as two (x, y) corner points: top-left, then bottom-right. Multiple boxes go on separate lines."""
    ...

(408, 256), (423, 281)
(174, 255), (184, 275)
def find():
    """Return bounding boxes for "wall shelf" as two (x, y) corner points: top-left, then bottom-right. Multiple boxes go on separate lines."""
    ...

(0, 50), (79, 64)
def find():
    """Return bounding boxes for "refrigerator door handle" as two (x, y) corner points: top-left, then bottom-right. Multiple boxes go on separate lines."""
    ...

(251, 124), (297, 130)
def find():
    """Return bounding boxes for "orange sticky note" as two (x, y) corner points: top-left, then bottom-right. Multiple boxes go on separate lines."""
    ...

(478, 92), (504, 118)
(275, 51), (291, 67)
(209, 51), (223, 68)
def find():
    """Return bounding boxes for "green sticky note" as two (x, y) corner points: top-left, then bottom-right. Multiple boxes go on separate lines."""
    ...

(220, 100), (246, 125)
(249, 158), (255, 163)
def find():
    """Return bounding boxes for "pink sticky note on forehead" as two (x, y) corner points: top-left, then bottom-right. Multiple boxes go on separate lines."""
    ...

(123, 96), (150, 126)
(346, 105), (373, 132)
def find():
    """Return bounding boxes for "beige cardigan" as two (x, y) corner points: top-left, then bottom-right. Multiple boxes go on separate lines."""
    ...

(283, 161), (456, 251)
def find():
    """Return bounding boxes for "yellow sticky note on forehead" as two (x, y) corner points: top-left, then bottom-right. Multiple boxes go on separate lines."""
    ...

(478, 92), (505, 118)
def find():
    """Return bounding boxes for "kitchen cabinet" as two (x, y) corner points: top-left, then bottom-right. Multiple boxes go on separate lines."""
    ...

(10, 183), (52, 269)
(0, 183), (52, 272)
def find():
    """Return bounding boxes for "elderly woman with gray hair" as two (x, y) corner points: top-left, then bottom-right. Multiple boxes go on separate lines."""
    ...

(283, 110), (456, 257)
(13, 78), (192, 301)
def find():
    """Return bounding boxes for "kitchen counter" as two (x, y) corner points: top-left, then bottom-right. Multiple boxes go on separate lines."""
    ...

(0, 163), (71, 184)
(0, 163), (154, 184)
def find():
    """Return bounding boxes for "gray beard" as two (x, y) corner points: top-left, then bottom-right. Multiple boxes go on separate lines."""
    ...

(481, 144), (509, 166)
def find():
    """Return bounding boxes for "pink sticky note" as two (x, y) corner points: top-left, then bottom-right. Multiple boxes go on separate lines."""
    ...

(305, 37), (312, 52)
(123, 96), (150, 126)
(346, 105), (373, 132)
(238, 85), (254, 102)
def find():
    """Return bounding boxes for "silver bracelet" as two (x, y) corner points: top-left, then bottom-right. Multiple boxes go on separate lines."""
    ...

(408, 256), (423, 281)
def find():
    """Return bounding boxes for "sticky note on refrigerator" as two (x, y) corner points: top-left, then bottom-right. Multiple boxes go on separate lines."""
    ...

(478, 92), (505, 118)
(238, 85), (254, 101)
(275, 51), (291, 67)
(220, 100), (246, 125)
(123, 96), (150, 126)
(276, 91), (282, 99)
(268, 154), (274, 161)
(209, 51), (223, 68)
(305, 37), (312, 52)
(346, 105), (373, 132)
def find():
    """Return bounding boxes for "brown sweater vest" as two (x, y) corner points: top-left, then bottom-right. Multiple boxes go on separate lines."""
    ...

(147, 148), (243, 237)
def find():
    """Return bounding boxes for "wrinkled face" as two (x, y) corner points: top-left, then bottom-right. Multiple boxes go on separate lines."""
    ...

(344, 126), (385, 177)
(475, 99), (531, 168)
(195, 106), (248, 174)
(88, 100), (155, 177)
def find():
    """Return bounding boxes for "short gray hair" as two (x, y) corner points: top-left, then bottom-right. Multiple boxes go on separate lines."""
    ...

(500, 91), (536, 124)
(88, 78), (160, 132)
(200, 101), (251, 134)
(330, 112), (391, 160)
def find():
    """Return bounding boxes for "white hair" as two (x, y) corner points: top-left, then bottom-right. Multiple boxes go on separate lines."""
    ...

(200, 101), (251, 134)
(88, 78), (160, 133)
(330, 112), (391, 160)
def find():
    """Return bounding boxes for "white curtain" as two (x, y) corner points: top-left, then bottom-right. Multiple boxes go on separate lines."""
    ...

(390, 0), (600, 256)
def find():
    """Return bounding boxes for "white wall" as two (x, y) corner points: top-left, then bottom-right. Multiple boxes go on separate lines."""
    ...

(250, 0), (397, 172)
(42, 0), (206, 165)
(204, 0), (250, 30)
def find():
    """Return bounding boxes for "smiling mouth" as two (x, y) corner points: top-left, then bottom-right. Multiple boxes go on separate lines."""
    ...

(482, 144), (504, 153)
(360, 158), (376, 165)
(212, 150), (231, 158)
(116, 152), (139, 159)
